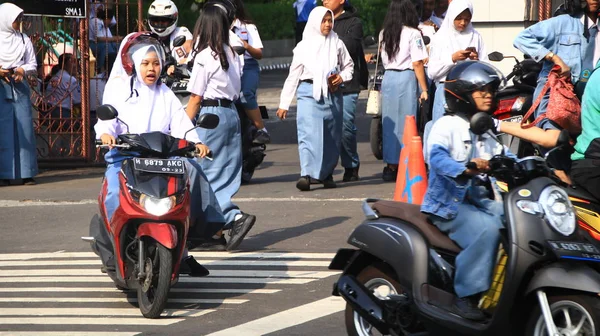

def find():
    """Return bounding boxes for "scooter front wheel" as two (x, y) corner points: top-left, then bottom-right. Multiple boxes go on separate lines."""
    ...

(137, 240), (172, 318)
(344, 264), (403, 336)
(526, 294), (600, 336)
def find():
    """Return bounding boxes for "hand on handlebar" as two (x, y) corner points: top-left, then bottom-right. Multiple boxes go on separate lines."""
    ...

(195, 143), (211, 159)
(100, 134), (116, 148)
(465, 158), (490, 175)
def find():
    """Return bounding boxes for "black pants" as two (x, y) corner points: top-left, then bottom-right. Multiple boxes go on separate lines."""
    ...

(295, 21), (307, 45)
(571, 159), (600, 200)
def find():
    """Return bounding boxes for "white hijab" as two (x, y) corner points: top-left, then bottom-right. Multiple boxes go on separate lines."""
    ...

(103, 45), (164, 132)
(432, 0), (476, 53)
(0, 3), (26, 69)
(295, 6), (339, 101)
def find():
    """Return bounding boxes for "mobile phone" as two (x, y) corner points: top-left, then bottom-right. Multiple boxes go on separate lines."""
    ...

(466, 47), (476, 52)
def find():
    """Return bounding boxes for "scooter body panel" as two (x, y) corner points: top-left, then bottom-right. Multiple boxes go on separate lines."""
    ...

(136, 223), (178, 249)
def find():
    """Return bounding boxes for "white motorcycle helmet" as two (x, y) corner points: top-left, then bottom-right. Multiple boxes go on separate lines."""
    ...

(148, 0), (179, 37)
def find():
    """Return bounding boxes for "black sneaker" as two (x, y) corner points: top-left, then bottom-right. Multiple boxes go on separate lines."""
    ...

(22, 178), (36, 185)
(322, 175), (337, 188)
(188, 236), (227, 251)
(342, 167), (360, 182)
(253, 130), (271, 144)
(382, 166), (397, 182)
(452, 296), (486, 321)
(226, 213), (256, 251)
(296, 176), (311, 191)
(179, 256), (210, 277)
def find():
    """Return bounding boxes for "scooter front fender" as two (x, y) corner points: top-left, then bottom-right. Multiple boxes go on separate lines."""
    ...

(526, 262), (600, 295)
(136, 223), (178, 249)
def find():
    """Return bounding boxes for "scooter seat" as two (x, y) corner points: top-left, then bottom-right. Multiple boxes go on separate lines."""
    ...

(372, 200), (461, 254)
(568, 186), (599, 204)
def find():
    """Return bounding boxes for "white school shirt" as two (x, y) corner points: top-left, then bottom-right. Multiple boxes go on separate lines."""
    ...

(45, 70), (82, 110)
(425, 114), (505, 164)
(232, 19), (264, 60)
(169, 26), (193, 64)
(5, 34), (36, 72)
(187, 45), (242, 101)
(229, 30), (245, 68)
(379, 27), (429, 71)
(89, 17), (113, 42)
(278, 38), (353, 111)
(94, 78), (202, 143)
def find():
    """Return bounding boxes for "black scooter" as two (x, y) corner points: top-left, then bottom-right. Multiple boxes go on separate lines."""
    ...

(163, 38), (266, 184)
(330, 113), (600, 336)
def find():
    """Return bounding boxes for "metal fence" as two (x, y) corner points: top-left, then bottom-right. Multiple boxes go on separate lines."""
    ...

(22, 0), (143, 166)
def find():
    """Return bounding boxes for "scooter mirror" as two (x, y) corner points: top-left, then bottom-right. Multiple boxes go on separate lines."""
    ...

(470, 112), (494, 135)
(423, 36), (431, 45)
(363, 35), (377, 47)
(197, 113), (220, 130)
(232, 46), (246, 55)
(172, 35), (186, 48)
(97, 104), (119, 121)
(488, 51), (504, 62)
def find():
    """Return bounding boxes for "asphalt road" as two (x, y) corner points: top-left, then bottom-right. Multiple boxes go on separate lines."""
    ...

(0, 70), (394, 336)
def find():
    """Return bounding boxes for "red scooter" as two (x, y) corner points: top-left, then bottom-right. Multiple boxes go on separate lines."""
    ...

(84, 104), (219, 318)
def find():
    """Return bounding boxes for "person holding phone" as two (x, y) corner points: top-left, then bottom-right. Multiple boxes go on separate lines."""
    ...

(423, 0), (487, 163)
(0, 3), (38, 186)
(276, 7), (354, 191)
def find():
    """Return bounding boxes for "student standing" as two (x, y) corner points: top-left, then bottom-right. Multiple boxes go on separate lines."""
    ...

(0, 3), (38, 186)
(186, 5), (256, 251)
(232, 0), (271, 144)
(379, 0), (429, 181)
(323, 0), (368, 182)
(276, 7), (354, 191)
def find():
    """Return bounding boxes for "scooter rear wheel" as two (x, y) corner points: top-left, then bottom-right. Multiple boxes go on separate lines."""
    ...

(344, 264), (403, 336)
(525, 294), (600, 336)
(137, 240), (172, 318)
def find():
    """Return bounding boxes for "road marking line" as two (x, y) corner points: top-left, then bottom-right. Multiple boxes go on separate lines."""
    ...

(0, 308), (215, 317)
(0, 333), (139, 336)
(0, 287), (280, 294)
(0, 259), (331, 267)
(0, 297), (247, 304)
(0, 276), (314, 284)
(0, 269), (339, 278)
(205, 297), (346, 336)
(0, 251), (336, 260)
(0, 317), (183, 325)
(0, 197), (366, 207)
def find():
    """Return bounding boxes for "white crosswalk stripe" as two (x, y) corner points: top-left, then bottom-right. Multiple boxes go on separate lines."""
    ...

(0, 251), (338, 335)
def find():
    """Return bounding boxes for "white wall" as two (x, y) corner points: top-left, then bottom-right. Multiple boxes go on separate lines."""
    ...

(469, 0), (529, 77)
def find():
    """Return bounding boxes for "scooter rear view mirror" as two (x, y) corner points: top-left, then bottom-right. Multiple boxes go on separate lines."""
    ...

(423, 36), (431, 46)
(232, 46), (246, 55)
(172, 35), (186, 48)
(97, 104), (118, 121)
(470, 112), (494, 135)
(197, 113), (220, 130)
(488, 51), (505, 62)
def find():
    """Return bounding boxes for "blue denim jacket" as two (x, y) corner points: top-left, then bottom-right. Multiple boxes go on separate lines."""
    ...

(513, 14), (590, 83)
(421, 115), (514, 220)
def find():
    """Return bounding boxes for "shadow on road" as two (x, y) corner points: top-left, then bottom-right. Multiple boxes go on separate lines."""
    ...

(242, 216), (350, 250)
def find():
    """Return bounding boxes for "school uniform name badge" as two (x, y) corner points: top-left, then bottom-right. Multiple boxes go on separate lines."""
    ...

(582, 69), (592, 81)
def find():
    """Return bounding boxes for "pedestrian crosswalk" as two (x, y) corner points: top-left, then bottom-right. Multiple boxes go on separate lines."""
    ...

(0, 251), (339, 335)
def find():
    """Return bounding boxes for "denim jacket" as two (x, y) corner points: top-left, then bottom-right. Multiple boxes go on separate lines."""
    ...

(421, 115), (513, 220)
(513, 14), (590, 84)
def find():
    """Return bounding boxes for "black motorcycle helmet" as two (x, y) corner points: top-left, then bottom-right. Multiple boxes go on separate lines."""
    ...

(204, 0), (236, 26)
(444, 61), (504, 116)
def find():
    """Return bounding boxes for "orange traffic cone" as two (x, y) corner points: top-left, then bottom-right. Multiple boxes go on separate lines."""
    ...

(394, 134), (428, 204)
(393, 116), (418, 202)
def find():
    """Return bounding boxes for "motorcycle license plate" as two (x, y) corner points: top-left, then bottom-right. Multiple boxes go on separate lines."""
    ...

(548, 240), (600, 261)
(133, 158), (185, 174)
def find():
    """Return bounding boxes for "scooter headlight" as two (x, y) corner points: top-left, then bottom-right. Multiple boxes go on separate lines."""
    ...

(539, 185), (576, 236)
(139, 194), (175, 216)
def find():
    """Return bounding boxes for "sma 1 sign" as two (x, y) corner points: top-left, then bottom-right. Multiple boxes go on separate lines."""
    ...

(18, 0), (87, 19)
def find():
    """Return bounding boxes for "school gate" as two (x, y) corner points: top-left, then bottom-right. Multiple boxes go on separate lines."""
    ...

(18, 0), (144, 166)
